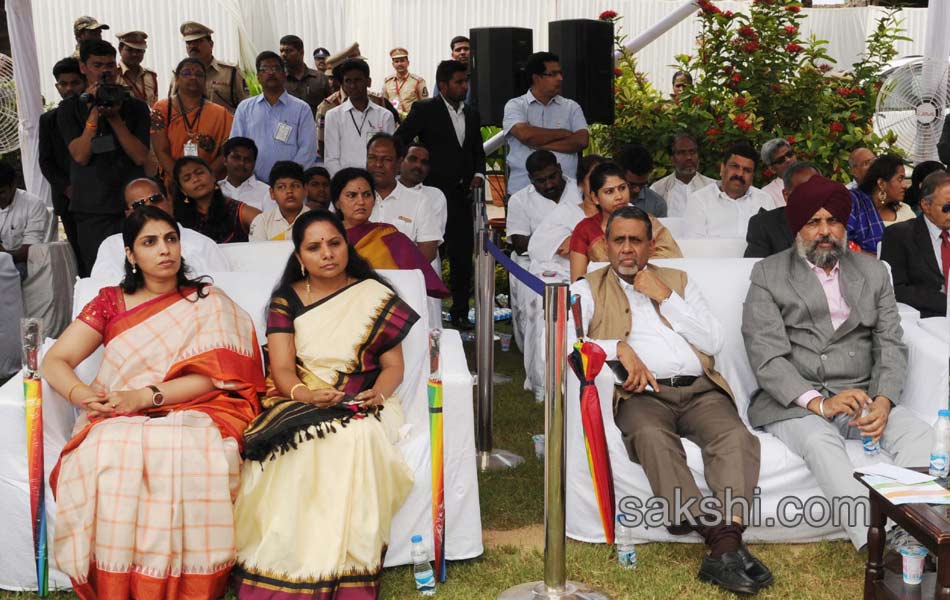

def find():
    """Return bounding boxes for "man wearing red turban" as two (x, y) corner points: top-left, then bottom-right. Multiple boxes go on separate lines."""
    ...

(741, 175), (931, 551)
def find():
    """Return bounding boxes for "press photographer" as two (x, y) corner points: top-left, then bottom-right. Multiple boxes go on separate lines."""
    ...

(58, 39), (150, 275)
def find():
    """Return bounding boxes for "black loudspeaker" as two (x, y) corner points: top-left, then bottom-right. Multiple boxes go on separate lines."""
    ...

(549, 19), (615, 125)
(469, 27), (533, 126)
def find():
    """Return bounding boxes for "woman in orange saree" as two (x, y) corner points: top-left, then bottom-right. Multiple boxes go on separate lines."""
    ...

(41, 206), (264, 600)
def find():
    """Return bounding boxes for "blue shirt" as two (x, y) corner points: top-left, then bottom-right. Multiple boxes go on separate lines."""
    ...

(847, 188), (884, 254)
(229, 91), (317, 181)
(502, 90), (588, 194)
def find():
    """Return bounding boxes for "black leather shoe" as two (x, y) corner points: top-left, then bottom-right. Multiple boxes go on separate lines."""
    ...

(737, 544), (773, 588)
(698, 551), (760, 595)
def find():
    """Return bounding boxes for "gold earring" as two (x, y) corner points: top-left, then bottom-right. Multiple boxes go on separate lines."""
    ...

(300, 263), (306, 277)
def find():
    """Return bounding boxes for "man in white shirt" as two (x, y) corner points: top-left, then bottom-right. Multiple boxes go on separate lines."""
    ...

(249, 161), (310, 241)
(398, 141), (448, 330)
(91, 178), (229, 280)
(650, 132), (716, 218)
(367, 133), (442, 261)
(0, 161), (50, 278)
(218, 137), (275, 212)
(759, 138), (796, 208)
(685, 142), (774, 239)
(571, 205), (767, 595)
(324, 59), (396, 175)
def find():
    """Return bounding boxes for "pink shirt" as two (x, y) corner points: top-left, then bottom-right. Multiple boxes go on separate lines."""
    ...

(793, 261), (852, 408)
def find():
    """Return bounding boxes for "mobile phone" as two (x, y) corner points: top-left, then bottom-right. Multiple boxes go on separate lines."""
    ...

(606, 360), (655, 392)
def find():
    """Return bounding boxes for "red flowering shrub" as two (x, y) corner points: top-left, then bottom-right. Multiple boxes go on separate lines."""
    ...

(598, 10), (617, 20)
(592, 1), (904, 184)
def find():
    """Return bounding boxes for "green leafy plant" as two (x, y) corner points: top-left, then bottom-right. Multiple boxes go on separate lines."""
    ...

(591, 1), (908, 185)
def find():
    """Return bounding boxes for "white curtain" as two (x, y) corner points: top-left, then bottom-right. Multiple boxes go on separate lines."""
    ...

(7, 0), (49, 205)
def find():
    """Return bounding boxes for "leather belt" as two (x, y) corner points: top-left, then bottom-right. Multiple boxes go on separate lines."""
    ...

(655, 375), (698, 388)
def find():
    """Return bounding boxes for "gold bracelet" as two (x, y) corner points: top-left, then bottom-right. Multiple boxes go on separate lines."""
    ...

(290, 383), (308, 402)
(66, 381), (84, 404)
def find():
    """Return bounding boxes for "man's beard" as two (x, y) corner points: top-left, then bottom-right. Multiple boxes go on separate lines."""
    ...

(795, 232), (847, 270)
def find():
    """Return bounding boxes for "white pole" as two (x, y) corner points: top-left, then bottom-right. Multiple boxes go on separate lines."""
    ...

(6, 0), (50, 207)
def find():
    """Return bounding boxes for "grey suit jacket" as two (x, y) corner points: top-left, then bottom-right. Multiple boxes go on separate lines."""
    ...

(741, 247), (907, 428)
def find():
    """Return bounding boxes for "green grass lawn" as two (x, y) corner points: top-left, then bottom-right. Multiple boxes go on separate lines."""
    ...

(0, 325), (867, 599)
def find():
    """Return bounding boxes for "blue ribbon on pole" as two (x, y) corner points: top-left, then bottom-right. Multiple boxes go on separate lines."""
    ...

(483, 237), (546, 297)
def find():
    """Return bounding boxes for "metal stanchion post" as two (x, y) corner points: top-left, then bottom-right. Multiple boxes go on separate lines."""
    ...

(474, 187), (523, 471)
(498, 283), (609, 600)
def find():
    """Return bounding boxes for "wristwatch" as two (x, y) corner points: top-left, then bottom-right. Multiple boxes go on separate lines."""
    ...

(148, 384), (165, 407)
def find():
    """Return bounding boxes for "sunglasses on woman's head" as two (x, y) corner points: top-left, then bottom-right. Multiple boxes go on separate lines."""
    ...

(131, 194), (164, 210)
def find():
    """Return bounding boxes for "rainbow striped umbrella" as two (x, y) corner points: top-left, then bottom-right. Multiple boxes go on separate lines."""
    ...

(21, 319), (48, 596)
(428, 331), (446, 582)
(567, 340), (615, 544)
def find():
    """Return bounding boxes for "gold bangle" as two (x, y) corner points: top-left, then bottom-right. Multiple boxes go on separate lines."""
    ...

(290, 383), (308, 402)
(66, 381), (84, 403)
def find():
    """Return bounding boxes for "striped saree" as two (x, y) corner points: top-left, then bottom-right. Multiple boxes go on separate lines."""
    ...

(232, 278), (417, 599)
(50, 285), (264, 600)
(347, 221), (449, 299)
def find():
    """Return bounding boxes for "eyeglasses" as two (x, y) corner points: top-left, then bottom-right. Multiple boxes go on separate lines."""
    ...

(770, 151), (796, 167)
(131, 194), (164, 210)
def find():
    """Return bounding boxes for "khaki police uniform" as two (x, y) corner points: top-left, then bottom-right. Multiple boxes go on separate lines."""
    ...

(71, 16), (109, 58)
(170, 21), (248, 112)
(381, 48), (428, 118)
(117, 31), (159, 106)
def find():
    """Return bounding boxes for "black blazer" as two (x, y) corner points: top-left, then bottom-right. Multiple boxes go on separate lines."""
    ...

(744, 206), (793, 258)
(880, 214), (947, 318)
(395, 97), (486, 198)
(38, 107), (71, 215)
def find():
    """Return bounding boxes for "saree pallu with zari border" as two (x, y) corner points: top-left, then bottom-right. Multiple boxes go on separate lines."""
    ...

(50, 286), (264, 600)
(232, 278), (417, 600)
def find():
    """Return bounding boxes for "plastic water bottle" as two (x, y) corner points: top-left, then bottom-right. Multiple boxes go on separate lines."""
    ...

(930, 409), (950, 478)
(861, 405), (880, 457)
(410, 535), (436, 595)
(616, 516), (637, 570)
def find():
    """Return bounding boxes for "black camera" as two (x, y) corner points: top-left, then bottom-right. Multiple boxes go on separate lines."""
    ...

(80, 83), (129, 108)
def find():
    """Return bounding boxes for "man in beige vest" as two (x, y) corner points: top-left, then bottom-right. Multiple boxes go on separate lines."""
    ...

(571, 205), (769, 595)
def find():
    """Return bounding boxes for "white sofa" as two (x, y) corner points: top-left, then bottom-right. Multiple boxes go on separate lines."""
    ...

(0, 264), (482, 591)
(565, 258), (950, 544)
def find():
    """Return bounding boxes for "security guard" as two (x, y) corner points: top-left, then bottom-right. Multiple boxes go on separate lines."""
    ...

(72, 16), (108, 57)
(117, 31), (159, 106)
(381, 47), (428, 118)
(170, 21), (248, 112)
(313, 47), (330, 72)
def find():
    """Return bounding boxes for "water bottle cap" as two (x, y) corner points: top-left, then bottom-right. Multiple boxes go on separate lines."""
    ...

(411, 535), (423, 543)
(940, 410), (950, 417)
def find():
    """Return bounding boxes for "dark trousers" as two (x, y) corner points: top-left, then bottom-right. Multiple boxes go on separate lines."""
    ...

(615, 375), (760, 527)
(72, 212), (122, 277)
(443, 185), (474, 319)
(51, 191), (83, 274)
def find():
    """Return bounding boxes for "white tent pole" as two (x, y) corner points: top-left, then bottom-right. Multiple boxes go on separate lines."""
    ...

(5, 0), (49, 207)
(482, 0), (699, 157)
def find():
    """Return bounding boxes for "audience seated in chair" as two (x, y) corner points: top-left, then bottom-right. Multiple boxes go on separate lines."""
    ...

(0, 161), (50, 279)
(569, 161), (680, 282)
(174, 155), (260, 243)
(249, 160), (310, 241)
(331, 166), (448, 300)
(218, 137), (276, 212)
(742, 175), (931, 551)
(91, 176), (229, 279)
(232, 209), (414, 599)
(40, 206), (263, 598)
(616, 142), (667, 217)
(758, 138), (797, 208)
(881, 170), (950, 318)
(685, 141), (773, 239)
(744, 161), (819, 258)
(649, 131), (716, 218)
(571, 205), (770, 596)
(508, 149), (580, 257)
(304, 165), (332, 212)
(849, 154), (913, 254)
